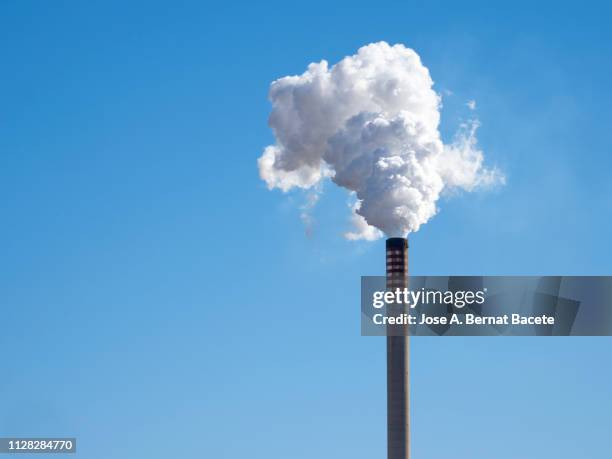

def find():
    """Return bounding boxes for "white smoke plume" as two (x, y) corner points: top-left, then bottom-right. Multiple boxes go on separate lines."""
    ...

(258, 42), (503, 239)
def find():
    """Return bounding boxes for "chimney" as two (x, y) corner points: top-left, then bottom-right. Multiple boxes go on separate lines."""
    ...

(385, 237), (410, 459)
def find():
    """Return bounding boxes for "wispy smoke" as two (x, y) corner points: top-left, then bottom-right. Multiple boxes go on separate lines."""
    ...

(258, 42), (503, 239)
(299, 186), (321, 238)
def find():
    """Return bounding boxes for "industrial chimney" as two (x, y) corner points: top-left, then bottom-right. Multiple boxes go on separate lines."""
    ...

(385, 237), (410, 459)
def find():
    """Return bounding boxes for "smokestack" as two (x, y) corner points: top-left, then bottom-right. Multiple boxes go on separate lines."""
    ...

(386, 237), (410, 459)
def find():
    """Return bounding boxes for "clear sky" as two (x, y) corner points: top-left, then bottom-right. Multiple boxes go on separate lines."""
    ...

(1, 1), (611, 458)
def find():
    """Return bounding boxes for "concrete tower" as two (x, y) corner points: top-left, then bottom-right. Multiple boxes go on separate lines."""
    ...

(385, 237), (410, 459)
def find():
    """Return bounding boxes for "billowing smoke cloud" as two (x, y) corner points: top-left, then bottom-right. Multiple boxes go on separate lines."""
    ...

(258, 42), (503, 239)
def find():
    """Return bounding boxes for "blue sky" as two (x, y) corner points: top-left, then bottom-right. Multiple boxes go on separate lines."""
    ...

(1, 1), (611, 458)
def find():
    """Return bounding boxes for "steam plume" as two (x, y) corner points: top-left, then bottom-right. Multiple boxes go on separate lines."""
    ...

(258, 42), (503, 239)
